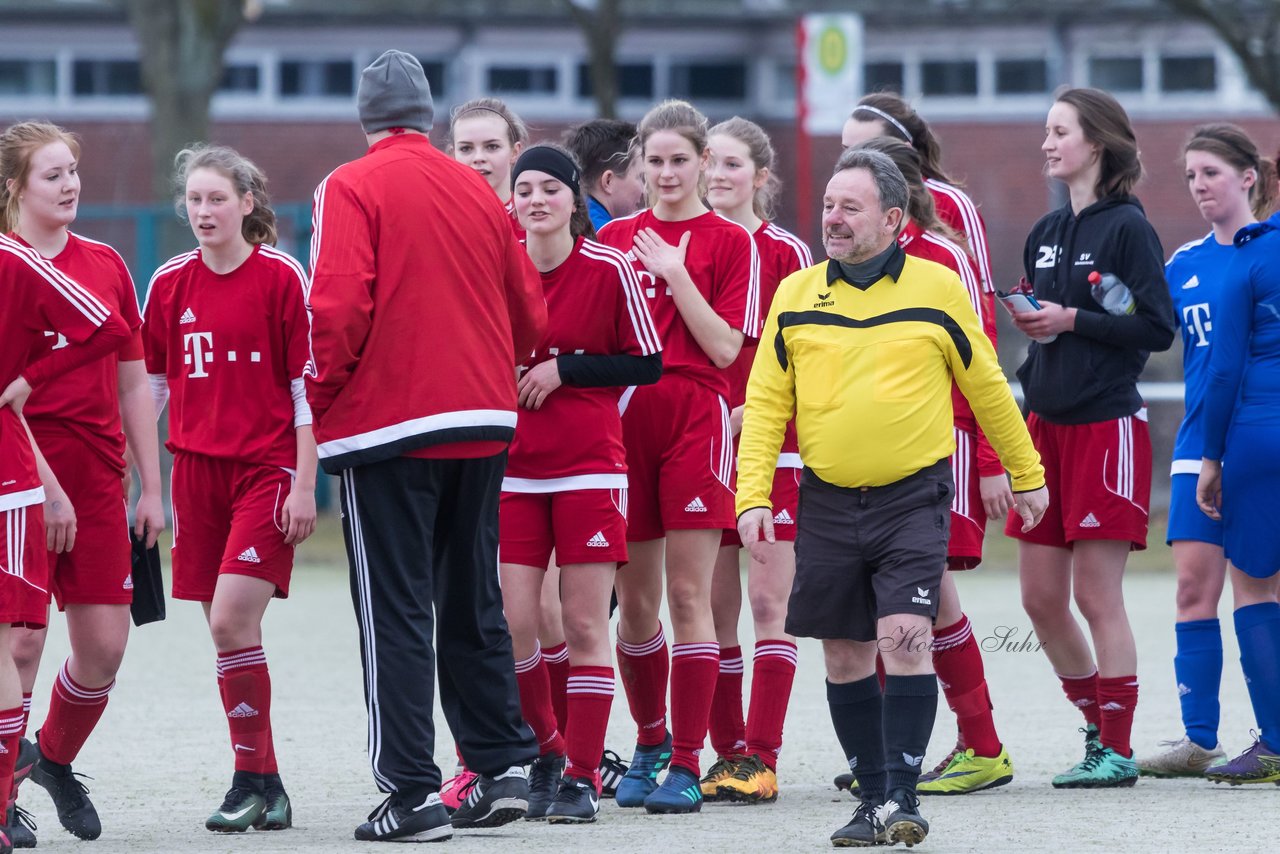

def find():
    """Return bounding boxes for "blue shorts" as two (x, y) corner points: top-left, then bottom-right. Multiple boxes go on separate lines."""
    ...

(1222, 422), (1280, 578)
(1166, 471), (1223, 547)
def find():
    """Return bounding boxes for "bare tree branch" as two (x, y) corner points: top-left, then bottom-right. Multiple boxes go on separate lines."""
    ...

(1162, 0), (1280, 111)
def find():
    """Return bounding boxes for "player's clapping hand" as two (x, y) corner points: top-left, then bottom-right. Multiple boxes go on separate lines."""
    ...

(0, 375), (33, 416)
(737, 507), (776, 565)
(45, 487), (76, 553)
(1012, 486), (1050, 532)
(632, 228), (691, 281)
(281, 486), (317, 546)
(517, 358), (562, 411)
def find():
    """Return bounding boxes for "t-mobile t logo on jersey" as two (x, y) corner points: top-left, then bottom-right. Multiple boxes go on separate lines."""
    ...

(184, 331), (214, 378)
(1182, 303), (1212, 348)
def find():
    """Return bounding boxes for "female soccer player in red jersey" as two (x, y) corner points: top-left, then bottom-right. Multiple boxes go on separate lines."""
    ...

(501, 143), (661, 823)
(0, 121), (165, 846)
(853, 138), (1016, 795)
(0, 138), (130, 854)
(841, 93), (994, 292)
(142, 145), (316, 832)
(1006, 89), (1174, 788)
(699, 117), (810, 804)
(596, 99), (760, 814)
(449, 97), (529, 235)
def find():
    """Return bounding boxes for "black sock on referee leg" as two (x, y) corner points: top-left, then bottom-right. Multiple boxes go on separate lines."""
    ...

(883, 673), (939, 794)
(827, 676), (887, 803)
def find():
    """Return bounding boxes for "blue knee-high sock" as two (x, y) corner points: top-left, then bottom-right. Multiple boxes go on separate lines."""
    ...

(1233, 602), (1280, 753)
(1174, 619), (1223, 749)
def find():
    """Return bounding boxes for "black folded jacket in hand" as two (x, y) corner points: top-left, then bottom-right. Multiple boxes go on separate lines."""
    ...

(129, 531), (166, 627)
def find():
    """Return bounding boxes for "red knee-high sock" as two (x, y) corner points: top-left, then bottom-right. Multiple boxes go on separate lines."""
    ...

(1097, 676), (1139, 757)
(669, 643), (719, 775)
(1, 706), (23, 813)
(616, 625), (669, 746)
(37, 660), (114, 766)
(514, 647), (566, 757)
(1058, 670), (1102, 729)
(218, 646), (272, 774)
(709, 645), (746, 759)
(745, 640), (797, 770)
(932, 615), (1001, 757)
(19, 693), (31, 737)
(543, 642), (571, 735)
(564, 666), (614, 789)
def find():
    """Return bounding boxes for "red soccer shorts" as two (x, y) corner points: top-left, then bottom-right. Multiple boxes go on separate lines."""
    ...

(622, 374), (734, 541)
(170, 452), (296, 601)
(0, 503), (48, 628)
(948, 427), (985, 570)
(499, 488), (629, 567)
(38, 432), (133, 608)
(721, 465), (801, 548)
(1005, 410), (1151, 550)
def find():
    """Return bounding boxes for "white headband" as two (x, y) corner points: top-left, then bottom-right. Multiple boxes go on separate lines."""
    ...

(853, 105), (913, 145)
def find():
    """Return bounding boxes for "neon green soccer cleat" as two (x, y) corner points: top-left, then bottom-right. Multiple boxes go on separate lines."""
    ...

(917, 746), (1014, 795)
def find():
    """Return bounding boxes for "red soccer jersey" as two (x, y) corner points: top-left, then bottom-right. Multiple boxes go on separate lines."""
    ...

(725, 221), (813, 457)
(504, 237), (661, 488)
(597, 208), (759, 400)
(1, 234), (127, 511)
(504, 198), (526, 242)
(899, 221), (1003, 477)
(21, 232), (144, 474)
(142, 244), (311, 469)
(927, 178), (994, 293)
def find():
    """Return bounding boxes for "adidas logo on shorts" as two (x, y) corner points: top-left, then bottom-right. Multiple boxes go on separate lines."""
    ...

(237, 546), (262, 564)
(684, 497), (708, 513)
(1079, 513), (1102, 528)
(773, 509), (794, 525)
(123, 573), (133, 591)
(587, 531), (610, 548)
(180, 307), (197, 324)
(227, 702), (259, 718)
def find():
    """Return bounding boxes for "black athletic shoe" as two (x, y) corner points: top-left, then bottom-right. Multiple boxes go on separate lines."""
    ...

(255, 774), (292, 831)
(354, 792), (452, 843)
(830, 798), (887, 847)
(29, 742), (100, 841)
(11, 741), (37, 793)
(0, 826), (12, 854)
(525, 754), (565, 820)
(545, 775), (600, 824)
(4, 806), (35, 849)
(879, 787), (929, 848)
(598, 749), (628, 798)
(205, 771), (267, 833)
(449, 766), (529, 829)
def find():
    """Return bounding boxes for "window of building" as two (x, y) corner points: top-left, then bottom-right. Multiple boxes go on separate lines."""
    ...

(0, 58), (56, 96)
(279, 60), (354, 97)
(863, 61), (904, 94)
(670, 61), (747, 100)
(921, 60), (977, 96)
(218, 63), (260, 94)
(1161, 55), (1216, 92)
(487, 65), (558, 95)
(72, 59), (142, 96)
(995, 58), (1048, 95)
(417, 59), (446, 97)
(576, 62), (654, 99)
(1089, 56), (1143, 92)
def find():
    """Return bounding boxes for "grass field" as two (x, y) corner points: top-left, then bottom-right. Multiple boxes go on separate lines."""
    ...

(17, 516), (1271, 853)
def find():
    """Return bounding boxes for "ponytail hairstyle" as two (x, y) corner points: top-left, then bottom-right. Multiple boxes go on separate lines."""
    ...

(708, 116), (781, 222)
(853, 137), (968, 253)
(447, 97), (529, 150)
(173, 144), (277, 246)
(1053, 87), (1143, 200)
(1184, 122), (1278, 221)
(635, 99), (710, 204)
(851, 93), (959, 186)
(0, 120), (81, 233)
(515, 141), (596, 241)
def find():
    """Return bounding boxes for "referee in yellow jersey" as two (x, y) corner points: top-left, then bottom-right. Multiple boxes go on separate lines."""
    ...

(736, 148), (1048, 848)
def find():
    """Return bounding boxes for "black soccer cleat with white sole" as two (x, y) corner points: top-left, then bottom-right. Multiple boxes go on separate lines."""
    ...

(545, 775), (600, 824)
(354, 792), (452, 843)
(449, 766), (529, 829)
(879, 787), (929, 848)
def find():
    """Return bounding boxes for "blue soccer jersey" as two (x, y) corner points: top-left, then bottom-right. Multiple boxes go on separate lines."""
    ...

(1165, 232), (1235, 471)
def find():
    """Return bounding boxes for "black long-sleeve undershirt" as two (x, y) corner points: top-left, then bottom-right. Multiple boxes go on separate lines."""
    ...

(556, 351), (662, 388)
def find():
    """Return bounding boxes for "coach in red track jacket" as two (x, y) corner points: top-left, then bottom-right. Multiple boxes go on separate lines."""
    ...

(307, 50), (544, 842)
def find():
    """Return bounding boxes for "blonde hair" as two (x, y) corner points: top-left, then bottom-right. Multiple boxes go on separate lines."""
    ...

(173, 144), (277, 246)
(636, 99), (709, 204)
(448, 97), (529, 149)
(709, 116), (781, 222)
(0, 120), (81, 233)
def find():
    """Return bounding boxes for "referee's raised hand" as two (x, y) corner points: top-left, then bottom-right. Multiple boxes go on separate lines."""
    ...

(737, 507), (776, 564)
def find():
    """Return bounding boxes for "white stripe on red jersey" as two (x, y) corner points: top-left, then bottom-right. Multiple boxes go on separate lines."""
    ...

(926, 178), (993, 293)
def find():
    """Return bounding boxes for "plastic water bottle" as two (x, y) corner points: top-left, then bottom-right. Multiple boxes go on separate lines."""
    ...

(1088, 271), (1136, 316)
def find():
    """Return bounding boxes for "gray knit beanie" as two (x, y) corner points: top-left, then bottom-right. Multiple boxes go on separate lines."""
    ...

(357, 50), (434, 133)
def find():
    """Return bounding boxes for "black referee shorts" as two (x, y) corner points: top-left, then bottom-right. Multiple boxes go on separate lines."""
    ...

(785, 459), (952, 642)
